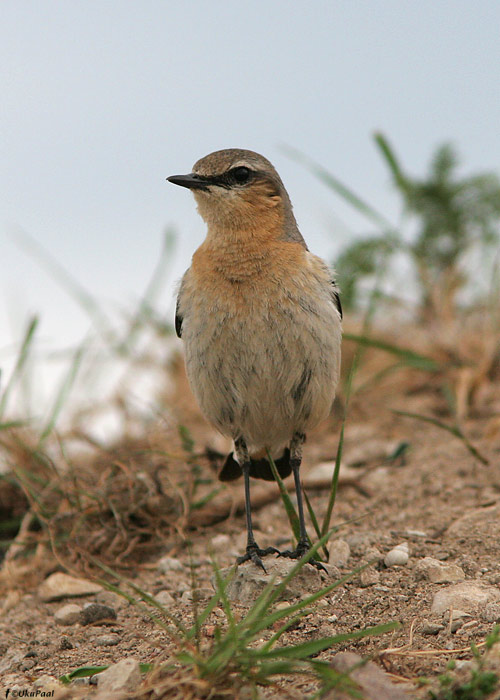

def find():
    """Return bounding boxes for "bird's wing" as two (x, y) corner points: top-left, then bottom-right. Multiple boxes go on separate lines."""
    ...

(175, 297), (183, 338)
(175, 272), (189, 339)
(331, 280), (343, 320)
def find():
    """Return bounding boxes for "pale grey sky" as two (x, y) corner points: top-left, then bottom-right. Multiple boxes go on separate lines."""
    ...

(2, 1), (500, 399)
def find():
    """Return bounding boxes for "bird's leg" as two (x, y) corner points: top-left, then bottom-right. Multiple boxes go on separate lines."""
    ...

(234, 437), (278, 572)
(279, 432), (327, 573)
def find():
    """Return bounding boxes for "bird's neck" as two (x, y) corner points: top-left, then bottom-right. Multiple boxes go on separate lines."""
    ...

(198, 227), (280, 282)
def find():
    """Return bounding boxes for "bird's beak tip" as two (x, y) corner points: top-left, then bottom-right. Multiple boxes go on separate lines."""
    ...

(167, 173), (209, 191)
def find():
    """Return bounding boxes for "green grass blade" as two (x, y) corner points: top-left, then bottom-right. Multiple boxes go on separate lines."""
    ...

(185, 558), (237, 643)
(253, 660), (302, 679)
(241, 528), (339, 636)
(39, 340), (86, 444)
(60, 663), (151, 685)
(0, 420), (26, 430)
(303, 489), (329, 561)
(267, 451), (302, 544)
(89, 558), (187, 635)
(211, 562), (236, 629)
(321, 420), (344, 537)
(373, 132), (410, 192)
(60, 665), (109, 684)
(343, 332), (439, 371)
(96, 578), (174, 634)
(255, 563), (370, 641)
(393, 409), (489, 465)
(252, 621), (398, 660)
(282, 144), (394, 230)
(0, 315), (38, 418)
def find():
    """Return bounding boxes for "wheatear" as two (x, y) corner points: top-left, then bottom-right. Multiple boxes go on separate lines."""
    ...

(168, 149), (342, 571)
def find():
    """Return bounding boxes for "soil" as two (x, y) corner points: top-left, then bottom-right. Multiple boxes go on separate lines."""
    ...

(1, 335), (500, 699)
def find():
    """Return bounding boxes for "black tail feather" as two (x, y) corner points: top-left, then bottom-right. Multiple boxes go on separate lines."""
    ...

(219, 448), (291, 482)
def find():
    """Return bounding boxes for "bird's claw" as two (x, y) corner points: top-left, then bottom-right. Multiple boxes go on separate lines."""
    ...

(279, 543), (328, 573)
(237, 544), (279, 572)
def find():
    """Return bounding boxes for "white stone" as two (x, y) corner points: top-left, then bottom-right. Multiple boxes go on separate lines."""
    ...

(155, 590), (175, 606)
(483, 602), (500, 622)
(405, 530), (427, 538)
(328, 539), (350, 567)
(95, 633), (120, 646)
(327, 651), (410, 699)
(360, 567), (380, 587)
(38, 573), (102, 602)
(214, 557), (322, 605)
(415, 557), (465, 583)
(446, 609), (472, 622)
(157, 556), (184, 573)
(384, 543), (409, 567)
(54, 603), (81, 625)
(431, 582), (500, 615)
(211, 534), (231, 550)
(33, 675), (63, 692)
(306, 461), (360, 486)
(97, 657), (141, 692)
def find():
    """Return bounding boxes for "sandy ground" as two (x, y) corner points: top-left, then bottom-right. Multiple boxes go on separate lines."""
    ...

(1, 337), (499, 698)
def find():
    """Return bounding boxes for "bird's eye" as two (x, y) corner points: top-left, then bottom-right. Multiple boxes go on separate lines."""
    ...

(231, 166), (251, 184)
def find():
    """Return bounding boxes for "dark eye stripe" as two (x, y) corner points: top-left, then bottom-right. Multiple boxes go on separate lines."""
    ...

(208, 167), (254, 188)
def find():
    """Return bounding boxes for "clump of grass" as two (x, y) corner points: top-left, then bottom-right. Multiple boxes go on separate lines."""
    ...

(0, 422), (223, 577)
(59, 537), (397, 699)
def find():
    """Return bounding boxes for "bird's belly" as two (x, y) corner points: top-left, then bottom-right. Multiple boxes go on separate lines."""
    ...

(183, 298), (341, 451)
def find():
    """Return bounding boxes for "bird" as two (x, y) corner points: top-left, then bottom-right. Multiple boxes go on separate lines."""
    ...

(167, 149), (342, 572)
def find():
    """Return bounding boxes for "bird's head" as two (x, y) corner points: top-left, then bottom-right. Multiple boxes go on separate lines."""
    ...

(168, 149), (301, 241)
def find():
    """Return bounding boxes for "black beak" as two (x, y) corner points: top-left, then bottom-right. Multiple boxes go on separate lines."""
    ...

(167, 173), (210, 191)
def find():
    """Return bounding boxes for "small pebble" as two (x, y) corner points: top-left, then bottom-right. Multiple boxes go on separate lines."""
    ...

(415, 557), (465, 583)
(363, 547), (383, 563)
(483, 602), (500, 623)
(421, 621), (444, 635)
(211, 534), (231, 550)
(384, 542), (409, 567)
(446, 609), (471, 622)
(33, 674), (61, 692)
(405, 530), (427, 538)
(360, 567), (380, 587)
(155, 590), (175, 606)
(97, 657), (141, 692)
(328, 539), (350, 567)
(20, 659), (36, 671)
(157, 556), (184, 573)
(38, 572), (102, 602)
(95, 633), (120, 646)
(54, 603), (81, 626)
(59, 637), (73, 650)
(80, 603), (117, 626)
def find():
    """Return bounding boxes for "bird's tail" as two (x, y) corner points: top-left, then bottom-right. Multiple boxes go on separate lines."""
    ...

(219, 448), (291, 482)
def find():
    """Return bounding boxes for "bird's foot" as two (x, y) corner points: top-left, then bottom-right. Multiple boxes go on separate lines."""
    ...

(279, 541), (328, 573)
(237, 543), (279, 573)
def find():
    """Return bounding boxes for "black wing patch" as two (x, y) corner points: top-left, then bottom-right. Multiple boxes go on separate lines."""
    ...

(175, 298), (183, 338)
(331, 282), (343, 320)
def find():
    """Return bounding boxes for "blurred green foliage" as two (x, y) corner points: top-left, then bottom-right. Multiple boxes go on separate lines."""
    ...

(288, 136), (500, 316)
